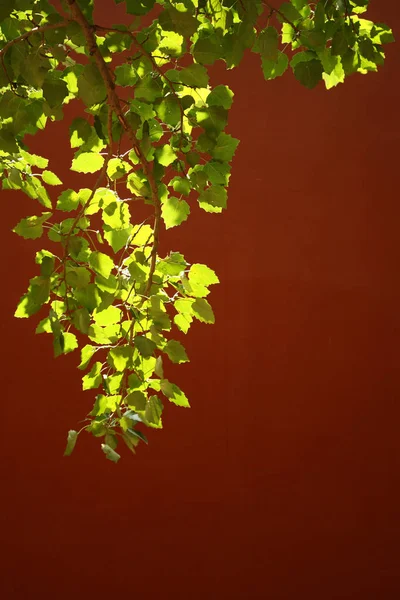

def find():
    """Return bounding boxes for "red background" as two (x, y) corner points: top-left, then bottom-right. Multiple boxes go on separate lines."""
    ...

(1, 2), (399, 598)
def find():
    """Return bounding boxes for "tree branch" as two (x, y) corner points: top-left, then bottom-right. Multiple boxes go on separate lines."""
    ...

(0, 21), (70, 58)
(65, 0), (161, 303)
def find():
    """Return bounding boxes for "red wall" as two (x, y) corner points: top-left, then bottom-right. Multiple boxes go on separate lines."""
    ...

(2, 2), (399, 598)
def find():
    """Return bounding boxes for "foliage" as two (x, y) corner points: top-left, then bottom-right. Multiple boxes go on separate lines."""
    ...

(0, 0), (393, 461)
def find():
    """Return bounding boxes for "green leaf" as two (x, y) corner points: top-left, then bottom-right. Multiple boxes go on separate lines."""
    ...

(179, 64), (209, 87)
(93, 305), (122, 326)
(64, 430), (78, 456)
(135, 74), (163, 102)
(174, 312), (193, 334)
(211, 133), (239, 161)
(42, 170), (62, 186)
(101, 444), (121, 463)
(103, 226), (133, 252)
(89, 251), (114, 278)
(13, 212), (52, 240)
(54, 332), (78, 357)
(198, 185), (227, 213)
(203, 161), (231, 185)
(126, 390), (147, 411)
(43, 77), (68, 109)
(108, 346), (134, 371)
(253, 26), (279, 61)
(115, 63), (138, 87)
(156, 96), (181, 127)
(15, 276), (50, 318)
(78, 63), (106, 106)
(206, 85), (234, 109)
(142, 395), (163, 428)
(293, 58), (323, 89)
(78, 344), (96, 370)
(155, 144), (178, 167)
(160, 380), (190, 407)
(57, 189), (80, 211)
(155, 355), (164, 378)
(135, 335), (156, 358)
(171, 176), (191, 195)
(261, 53), (289, 80)
(164, 340), (189, 364)
(161, 197), (190, 229)
(71, 152), (105, 173)
(82, 361), (103, 391)
(192, 298), (215, 324)
(126, 0), (155, 15)
(193, 35), (222, 65)
(189, 263), (219, 287)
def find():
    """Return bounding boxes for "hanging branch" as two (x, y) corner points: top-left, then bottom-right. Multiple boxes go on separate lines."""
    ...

(1, 0), (392, 462)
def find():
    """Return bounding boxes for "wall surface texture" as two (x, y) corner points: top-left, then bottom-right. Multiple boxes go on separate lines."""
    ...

(1, 1), (399, 598)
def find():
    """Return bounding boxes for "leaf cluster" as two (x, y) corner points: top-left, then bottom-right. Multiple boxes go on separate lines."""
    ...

(0, 0), (393, 461)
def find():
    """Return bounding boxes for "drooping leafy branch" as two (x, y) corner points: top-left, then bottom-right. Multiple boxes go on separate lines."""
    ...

(0, 0), (393, 462)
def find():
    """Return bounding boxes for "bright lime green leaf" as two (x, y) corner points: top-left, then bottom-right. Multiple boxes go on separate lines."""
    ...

(106, 158), (132, 180)
(102, 201), (131, 230)
(64, 430), (78, 456)
(93, 305), (122, 326)
(89, 251), (114, 278)
(155, 144), (178, 166)
(15, 275), (50, 318)
(71, 152), (105, 174)
(189, 264), (219, 287)
(36, 317), (52, 334)
(164, 340), (189, 364)
(78, 344), (96, 370)
(57, 189), (79, 212)
(91, 394), (121, 416)
(161, 197), (190, 229)
(160, 380), (190, 408)
(170, 176), (191, 196)
(103, 226), (133, 252)
(54, 332), (78, 356)
(42, 170), (62, 186)
(13, 212), (52, 240)
(159, 31), (184, 57)
(207, 85), (234, 109)
(108, 346), (134, 371)
(82, 361), (103, 391)
(174, 312), (193, 334)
